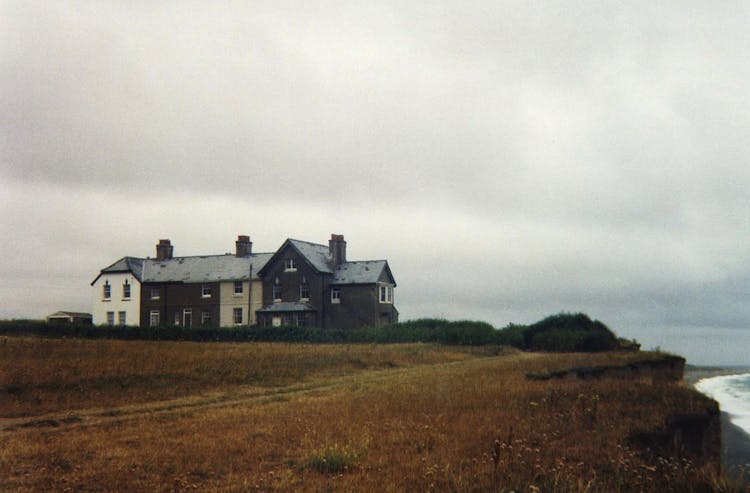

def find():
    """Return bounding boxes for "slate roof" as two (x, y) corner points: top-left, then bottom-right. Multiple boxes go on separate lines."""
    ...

(91, 257), (144, 285)
(331, 260), (391, 285)
(287, 239), (334, 273)
(257, 301), (316, 313)
(142, 253), (272, 283)
(258, 238), (396, 285)
(47, 311), (93, 319)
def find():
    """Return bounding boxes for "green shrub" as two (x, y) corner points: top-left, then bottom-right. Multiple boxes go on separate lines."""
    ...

(307, 445), (360, 474)
(519, 313), (619, 352)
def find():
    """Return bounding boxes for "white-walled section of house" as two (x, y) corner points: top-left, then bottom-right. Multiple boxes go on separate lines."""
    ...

(250, 279), (263, 325)
(219, 280), (250, 326)
(91, 273), (141, 326)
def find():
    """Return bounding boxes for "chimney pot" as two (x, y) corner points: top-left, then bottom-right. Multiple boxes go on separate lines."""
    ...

(156, 239), (173, 260)
(329, 234), (347, 266)
(236, 235), (252, 257)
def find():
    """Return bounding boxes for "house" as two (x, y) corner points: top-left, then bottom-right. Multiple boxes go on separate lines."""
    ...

(256, 234), (398, 328)
(139, 237), (271, 328)
(91, 256), (144, 326)
(91, 236), (270, 327)
(92, 233), (397, 329)
(47, 311), (93, 325)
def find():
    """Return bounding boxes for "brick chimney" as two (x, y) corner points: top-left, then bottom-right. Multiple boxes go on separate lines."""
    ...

(156, 239), (173, 260)
(329, 234), (346, 267)
(235, 235), (252, 257)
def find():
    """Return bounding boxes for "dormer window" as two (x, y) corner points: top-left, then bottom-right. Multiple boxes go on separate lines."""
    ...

(122, 280), (131, 299)
(103, 281), (111, 300)
(284, 258), (297, 272)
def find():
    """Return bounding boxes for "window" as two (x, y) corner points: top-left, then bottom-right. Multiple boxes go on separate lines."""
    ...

(234, 281), (243, 295)
(174, 311), (180, 326)
(122, 280), (131, 299)
(149, 310), (160, 327)
(118, 311), (126, 325)
(150, 287), (160, 300)
(273, 279), (282, 301)
(201, 284), (212, 298)
(299, 283), (310, 301)
(283, 314), (294, 325)
(233, 307), (243, 325)
(183, 309), (192, 328)
(106, 311), (114, 326)
(331, 287), (341, 304)
(379, 285), (394, 304)
(201, 310), (212, 326)
(297, 314), (306, 327)
(284, 258), (296, 271)
(103, 281), (111, 300)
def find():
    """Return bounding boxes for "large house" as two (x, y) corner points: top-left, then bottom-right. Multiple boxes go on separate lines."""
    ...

(256, 235), (398, 328)
(139, 237), (271, 328)
(91, 234), (397, 329)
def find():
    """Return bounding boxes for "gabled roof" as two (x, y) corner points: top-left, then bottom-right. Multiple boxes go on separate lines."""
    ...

(288, 239), (335, 273)
(142, 253), (272, 283)
(257, 238), (396, 286)
(332, 260), (396, 286)
(91, 256), (144, 285)
(257, 239), (334, 277)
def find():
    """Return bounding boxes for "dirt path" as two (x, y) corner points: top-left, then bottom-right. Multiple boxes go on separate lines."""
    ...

(0, 379), (333, 437)
(0, 354), (535, 438)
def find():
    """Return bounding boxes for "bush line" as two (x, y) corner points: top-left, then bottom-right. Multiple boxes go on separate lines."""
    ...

(0, 313), (631, 352)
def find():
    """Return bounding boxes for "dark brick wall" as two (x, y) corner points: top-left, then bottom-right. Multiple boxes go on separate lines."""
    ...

(259, 244), (326, 326)
(324, 284), (397, 328)
(140, 282), (220, 327)
(257, 242), (398, 329)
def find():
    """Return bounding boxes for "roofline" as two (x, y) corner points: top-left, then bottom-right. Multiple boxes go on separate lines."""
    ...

(287, 238), (328, 248)
(383, 261), (397, 287)
(141, 277), (261, 285)
(257, 239), (330, 277)
(147, 252), (274, 261)
(90, 256), (144, 286)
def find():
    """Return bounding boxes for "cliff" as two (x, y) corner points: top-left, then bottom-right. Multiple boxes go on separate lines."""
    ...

(527, 354), (723, 480)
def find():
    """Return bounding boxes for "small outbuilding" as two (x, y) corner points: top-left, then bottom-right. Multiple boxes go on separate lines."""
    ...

(46, 311), (93, 325)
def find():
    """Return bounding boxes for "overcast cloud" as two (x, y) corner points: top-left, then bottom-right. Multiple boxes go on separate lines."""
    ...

(2, 1), (750, 364)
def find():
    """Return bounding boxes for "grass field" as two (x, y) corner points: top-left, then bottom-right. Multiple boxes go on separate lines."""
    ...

(0, 337), (737, 492)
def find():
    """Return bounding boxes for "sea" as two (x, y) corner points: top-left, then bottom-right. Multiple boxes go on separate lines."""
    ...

(619, 325), (750, 367)
(621, 324), (750, 472)
(695, 372), (750, 439)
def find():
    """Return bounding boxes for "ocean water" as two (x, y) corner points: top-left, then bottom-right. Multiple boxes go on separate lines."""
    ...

(695, 373), (750, 436)
(618, 325), (750, 366)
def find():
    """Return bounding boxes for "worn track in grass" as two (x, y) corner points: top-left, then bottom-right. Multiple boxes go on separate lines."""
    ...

(0, 353), (538, 438)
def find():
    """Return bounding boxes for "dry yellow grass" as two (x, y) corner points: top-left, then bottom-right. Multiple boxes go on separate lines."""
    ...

(0, 337), (735, 492)
(0, 337), (497, 418)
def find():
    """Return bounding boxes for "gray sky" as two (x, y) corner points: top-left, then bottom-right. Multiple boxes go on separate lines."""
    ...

(2, 2), (750, 364)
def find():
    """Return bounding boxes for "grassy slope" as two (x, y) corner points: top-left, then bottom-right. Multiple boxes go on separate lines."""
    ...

(0, 337), (736, 492)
